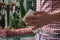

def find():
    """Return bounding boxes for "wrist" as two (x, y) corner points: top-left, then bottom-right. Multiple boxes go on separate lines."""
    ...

(50, 10), (60, 21)
(50, 13), (60, 22)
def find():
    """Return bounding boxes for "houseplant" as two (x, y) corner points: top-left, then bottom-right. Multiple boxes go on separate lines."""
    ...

(9, 0), (26, 29)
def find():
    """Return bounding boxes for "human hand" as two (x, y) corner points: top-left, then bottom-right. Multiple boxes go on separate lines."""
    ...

(24, 11), (50, 27)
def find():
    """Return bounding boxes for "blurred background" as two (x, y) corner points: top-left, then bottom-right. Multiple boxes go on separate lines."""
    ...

(0, 0), (36, 40)
(0, 0), (36, 29)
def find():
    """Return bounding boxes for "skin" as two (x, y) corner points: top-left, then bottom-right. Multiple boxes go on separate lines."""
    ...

(24, 10), (60, 30)
(11, 10), (60, 34)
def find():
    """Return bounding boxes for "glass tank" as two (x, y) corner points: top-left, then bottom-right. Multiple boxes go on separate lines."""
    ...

(0, 0), (26, 29)
(0, 0), (35, 40)
(0, 0), (36, 29)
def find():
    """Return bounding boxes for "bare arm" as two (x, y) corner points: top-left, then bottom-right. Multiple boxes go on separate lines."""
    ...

(50, 10), (60, 21)
(31, 10), (60, 30)
(20, 10), (60, 33)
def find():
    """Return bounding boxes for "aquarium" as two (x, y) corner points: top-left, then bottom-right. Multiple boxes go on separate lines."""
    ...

(0, 0), (35, 40)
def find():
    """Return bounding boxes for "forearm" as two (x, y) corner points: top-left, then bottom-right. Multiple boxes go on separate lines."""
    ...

(50, 10), (60, 21)
(32, 10), (60, 30)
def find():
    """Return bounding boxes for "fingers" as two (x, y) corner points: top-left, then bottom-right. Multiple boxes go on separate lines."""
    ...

(24, 11), (49, 26)
(24, 15), (38, 23)
(33, 11), (49, 15)
(24, 11), (47, 23)
(24, 14), (41, 26)
(33, 11), (41, 15)
(26, 21), (38, 26)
